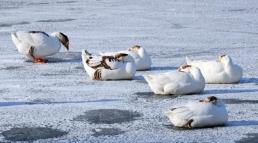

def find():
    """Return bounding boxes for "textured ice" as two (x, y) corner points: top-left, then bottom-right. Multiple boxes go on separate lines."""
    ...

(0, 0), (258, 142)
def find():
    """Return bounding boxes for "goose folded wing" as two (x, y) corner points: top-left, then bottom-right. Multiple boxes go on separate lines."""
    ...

(16, 31), (50, 48)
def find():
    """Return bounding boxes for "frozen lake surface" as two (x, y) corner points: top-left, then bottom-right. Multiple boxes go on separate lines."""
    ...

(0, 0), (258, 142)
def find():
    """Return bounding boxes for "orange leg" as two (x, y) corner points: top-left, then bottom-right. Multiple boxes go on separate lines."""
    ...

(29, 46), (47, 64)
(32, 58), (47, 64)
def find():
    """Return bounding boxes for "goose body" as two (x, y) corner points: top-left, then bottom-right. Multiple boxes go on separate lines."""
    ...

(144, 65), (205, 95)
(81, 50), (136, 80)
(11, 31), (69, 63)
(186, 55), (242, 84)
(165, 96), (228, 128)
(100, 45), (152, 70)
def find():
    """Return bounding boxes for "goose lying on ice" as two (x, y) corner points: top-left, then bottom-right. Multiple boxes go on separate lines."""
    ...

(165, 96), (228, 128)
(81, 50), (136, 80)
(186, 55), (243, 84)
(100, 45), (152, 70)
(144, 65), (205, 95)
(11, 31), (69, 63)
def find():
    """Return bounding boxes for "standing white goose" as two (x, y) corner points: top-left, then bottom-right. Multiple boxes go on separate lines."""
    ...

(144, 65), (205, 95)
(81, 50), (136, 80)
(165, 96), (228, 128)
(186, 55), (243, 84)
(100, 45), (152, 70)
(11, 31), (69, 63)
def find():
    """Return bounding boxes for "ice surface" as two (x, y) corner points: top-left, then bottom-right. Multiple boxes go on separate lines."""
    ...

(0, 0), (258, 142)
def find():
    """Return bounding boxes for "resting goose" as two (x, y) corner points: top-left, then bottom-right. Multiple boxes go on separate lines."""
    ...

(144, 65), (205, 95)
(81, 50), (136, 80)
(165, 96), (228, 128)
(11, 31), (69, 63)
(186, 55), (243, 83)
(100, 45), (152, 70)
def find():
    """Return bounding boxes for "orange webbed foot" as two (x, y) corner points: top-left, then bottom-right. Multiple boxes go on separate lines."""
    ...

(33, 58), (48, 64)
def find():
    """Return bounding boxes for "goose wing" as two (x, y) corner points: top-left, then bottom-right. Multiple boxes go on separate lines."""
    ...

(14, 31), (50, 47)
(165, 106), (195, 128)
(12, 31), (51, 54)
(86, 55), (124, 70)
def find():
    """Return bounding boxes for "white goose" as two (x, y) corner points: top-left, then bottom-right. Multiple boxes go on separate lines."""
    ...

(11, 31), (69, 63)
(81, 50), (136, 80)
(165, 96), (228, 128)
(144, 65), (205, 95)
(186, 55), (243, 84)
(100, 45), (152, 70)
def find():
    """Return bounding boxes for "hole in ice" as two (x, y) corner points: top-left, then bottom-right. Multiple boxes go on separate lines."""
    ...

(0, 99), (121, 107)
(2, 127), (67, 141)
(73, 109), (142, 124)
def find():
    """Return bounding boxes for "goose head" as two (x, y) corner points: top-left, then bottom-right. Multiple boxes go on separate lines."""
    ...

(200, 96), (217, 103)
(178, 64), (191, 72)
(219, 55), (232, 65)
(199, 96), (225, 106)
(178, 65), (202, 73)
(115, 53), (134, 62)
(128, 45), (141, 53)
(53, 32), (69, 50)
(178, 64), (205, 82)
(128, 45), (147, 57)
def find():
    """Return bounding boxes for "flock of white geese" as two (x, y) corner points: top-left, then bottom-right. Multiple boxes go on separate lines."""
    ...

(11, 31), (243, 129)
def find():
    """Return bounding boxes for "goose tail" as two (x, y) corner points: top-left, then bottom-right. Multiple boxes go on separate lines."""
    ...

(185, 56), (192, 64)
(11, 32), (20, 45)
(143, 75), (154, 84)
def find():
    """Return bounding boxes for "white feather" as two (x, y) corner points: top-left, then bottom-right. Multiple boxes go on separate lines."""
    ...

(165, 97), (228, 128)
(144, 66), (205, 95)
(81, 50), (136, 80)
(186, 55), (243, 83)
(11, 31), (62, 60)
(99, 46), (151, 70)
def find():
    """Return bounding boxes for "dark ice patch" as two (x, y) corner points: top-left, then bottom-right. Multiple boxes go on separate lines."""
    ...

(73, 109), (142, 124)
(56, 1), (77, 4)
(0, 99), (120, 107)
(92, 128), (125, 137)
(135, 92), (179, 100)
(222, 98), (258, 104)
(205, 89), (258, 94)
(228, 9), (246, 12)
(30, 98), (52, 104)
(36, 19), (75, 23)
(134, 80), (147, 84)
(74, 66), (84, 70)
(27, 2), (49, 5)
(240, 77), (258, 84)
(0, 21), (30, 27)
(2, 127), (67, 141)
(227, 120), (258, 127)
(0, 66), (23, 70)
(236, 133), (258, 143)
(170, 23), (185, 29)
(0, 89), (9, 94)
